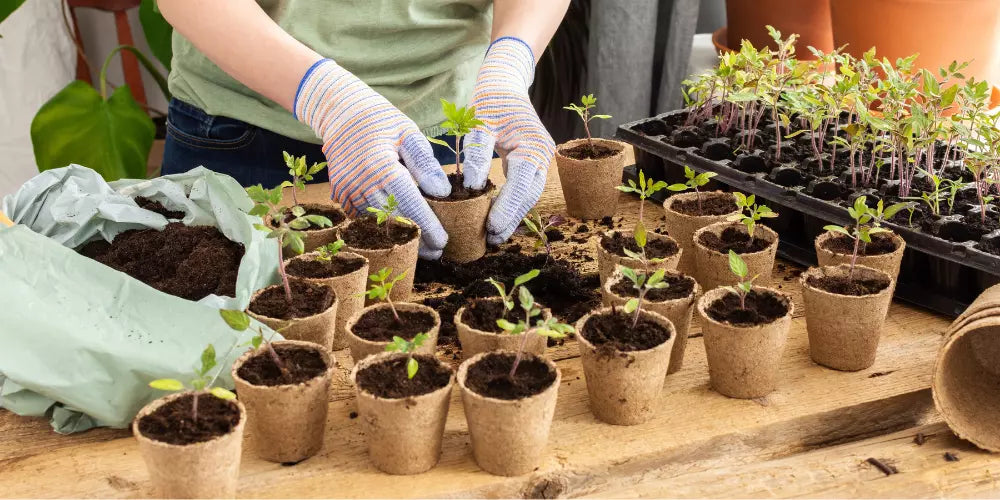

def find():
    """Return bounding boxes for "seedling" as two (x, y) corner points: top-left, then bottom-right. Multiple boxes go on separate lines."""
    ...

(220, 309), (290, 383)
(365, 267), (407, 322)
(315, 239), (345, 262)
(384, 333), (430, 379)
(486, 269), (540, 319)
(495, 286), (573, 378)
(726, 250), (758, 310)
(426, 98), (485, 177)
(823, 196), (908, 279)
(667, 166), (718, 212)
(280, 151), (326, 206)
(619, 266), (669, 328)
(521, 211), (566, 261)
(366, 194), (414, 237)
(620, 222), (665, 271)
(728, 193), (778, 239)
(905, 169), (945, 217)
(149, 344), (237, 422)
(564, 94), (612, 157)
(617, 169), (667, 232)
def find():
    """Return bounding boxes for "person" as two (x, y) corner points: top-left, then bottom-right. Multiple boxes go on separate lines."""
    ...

(157, 1), (570, 259)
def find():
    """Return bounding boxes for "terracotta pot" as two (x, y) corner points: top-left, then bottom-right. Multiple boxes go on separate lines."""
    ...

(454, 298), (550, 360)
(457, 351), (561, 476)
(601, 271), (701, 374)
(815, 231), (906, 284)
(351, 352), (455, 474)
(342, 221), (420, 304)
(662, 191), (739, 275)
(285, 252), (369, 350)
(575, 307), (675, 425)
(555, 138), (627, 219)
(247, 283), (338, 352)
(344, 302), (440, 363)
(692, 222), (779, 292)
(231, 340), (334, 463)
(425, 191), (491, 263)
(596, 230), (681, 286)
(697, 287), (794, 399)
(132, 392), (246, 498)
(801, 265), (894, 371)
(726, 0), (833, 57)
(267, 203), (348, 253)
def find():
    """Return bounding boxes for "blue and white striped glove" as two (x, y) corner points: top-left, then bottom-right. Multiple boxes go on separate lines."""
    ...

(463, 37), (556, 245)
(295, 59), (450, 259)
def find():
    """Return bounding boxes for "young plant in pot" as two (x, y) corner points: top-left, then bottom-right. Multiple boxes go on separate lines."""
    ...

(457, 286), (573, 476)
(555, 94), (627, 219)
(696, 251), (793, 399)
(423, 99), (493, 263)
(134, 344), (245, 498)
(345, 267), (440, 363)
(662, 166), (738, 274)
(455, 269), (552, 359)
(576, 268), (676, 425)
(816, 196), (909, 283)
(246, 185), (339, 350)
(341, 194), (420, 303)
(520, 210), (566, 264)
(277, 151), (348, 252)
(351, 332), (456, 474)
(692, 193), (779, 292)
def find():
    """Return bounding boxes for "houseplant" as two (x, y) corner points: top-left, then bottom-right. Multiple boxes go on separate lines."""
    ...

(816, 196), (909, 284)
(345, 267), (440, 362)
(277, 152), (348, 252)
(555, 94), (626, 219)
(692, 193), (779, 291)
(662, 166), (738, 275)
(341, 194), (420, 302)
(455, 269), (552, 360)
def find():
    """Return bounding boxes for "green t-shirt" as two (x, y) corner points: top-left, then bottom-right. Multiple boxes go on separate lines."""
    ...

(168, 0), (493, 144)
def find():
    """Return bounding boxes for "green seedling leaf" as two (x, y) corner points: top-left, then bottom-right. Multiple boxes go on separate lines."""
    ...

(149, 379), (184, 391)
(407, 358), (419, 379)
(728, 250), (748, 279)
(219, 309), (250, 331)
(210, 387), (237, 400)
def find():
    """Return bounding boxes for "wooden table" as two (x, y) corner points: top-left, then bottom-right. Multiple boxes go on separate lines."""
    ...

(1, 154), (996, 498)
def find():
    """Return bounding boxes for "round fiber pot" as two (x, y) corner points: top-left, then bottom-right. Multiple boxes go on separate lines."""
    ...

(425, 191), (491, 263)
(697, 286), (794, 399)
(933, 315), (1000, 452)
(596, 230), (681, 285)
(801, 265), (894, 372)
(662, 191), (739, 275)
(455, 297), (550, 360)
(351, 351), (455, 474)
(345, 302), (440, 362)
(575, 307), (675, 425)
(692, 222), (779, 292)
(132, 392), (246, 499)
(341, 219), (420, 304)
(285, 251), (369, 350)
(300, 203), (349, 253)
(457, 351), (561, 476)
(602, 271), (701, 374)
(247, 282), (338, 352)
(725, 0), (833, 57)
(815, 231), (906, 284)
(555, 138), (627, 219)
(231, 340), (334, 463)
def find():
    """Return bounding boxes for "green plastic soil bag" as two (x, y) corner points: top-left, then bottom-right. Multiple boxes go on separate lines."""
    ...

(0, 165), (281, 433)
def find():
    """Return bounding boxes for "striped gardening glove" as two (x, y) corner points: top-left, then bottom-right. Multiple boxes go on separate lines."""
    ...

(463, 37), (556, 245)
(295, 59), (451, 259)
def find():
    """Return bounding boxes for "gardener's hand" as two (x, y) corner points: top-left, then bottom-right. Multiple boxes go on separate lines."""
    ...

(463, 37), (556, 245)
(295, 59), (450, 259)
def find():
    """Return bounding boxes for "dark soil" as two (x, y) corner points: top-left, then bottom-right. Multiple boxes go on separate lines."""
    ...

(581, 310), (671, 352)
(425, 173), (494, 202)
(609, 273), (695, 301)
(821, 232), (899, 256)
(270, 206), (346, 230)
(136, 393), (241, 445)
(248, 280), (335, 319)
(236, 344), (328, 386)
(460, 298), (508, 333)
(706, 290), (789, 327)
(464, 352), (556, 400)
(669, 193), (736, 216)
(352, 308), (436, 342)
(78, 222), (243, 301)
(285, 255), (366, 279)
(342, 216), (419, 250)
(806, 274), (891, 296)
(600, 231), (679, 259)
(355, 354), (452, 399)
(560, 142), (619, 160)
(699, 226), (772, 254)
(135, 196), (185, 219)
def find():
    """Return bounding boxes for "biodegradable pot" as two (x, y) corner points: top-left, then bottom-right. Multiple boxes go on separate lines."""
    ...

(555, 138), (627, 219)
(342, 221), (420, 304)
(697, 287), (794, 399)
(231, 340), (334, 463)
(286, 251), (369, 350)
(247, 283), (339, 352)
(596, 230), (681, 285)
(692, 222), (779, 292)
(455, 298), (550, 360)
(575, 307), (675, 425)
(268, 203), (348, 253)
(815, 230), (906, 283)
(132, 392), (246, 498)
(601, 271), (701, 374)
(933, 315), (1000, 452)
(662, 191), (739, 275)
(425, 191), (491, 263)
(725, 0), (834, 57)
(800, 265), (894, 372)
(457, 351), (561, 476)
(351, 352), (455, 474)
(344, 302), (440, 362)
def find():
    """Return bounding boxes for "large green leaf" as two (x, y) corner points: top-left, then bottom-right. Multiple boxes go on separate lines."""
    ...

(0, 0), (27, 37)
(139, 0), (173, 71)
(31, 81), (154, 181)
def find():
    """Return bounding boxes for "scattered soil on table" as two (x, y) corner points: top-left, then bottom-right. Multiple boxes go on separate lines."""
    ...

(581, 310), (671, 352)
(821, 232), (899, 256)
(698, 226), (772, 254)
(600, 230), (679, 259)
(136, 393), (241, 446)
(560, 143), (619, 160)
(248, 281), (334, 320)
(669, 193), (736, 216)
(600, 216), (615, 228)
(270, 206), (346, 230)
(545, 228), (565, 242)
(78, 222), (243, 301)
(806, 274), (891, 296)
(356, 354), (451, 399)
(425, 173), (494, 202)
(236, 344), (328, 386)
(352, 308), (436, 342)
(342, 216), (419, 250)
(465, 352), (556, 400)
(576, 224), (590, 233)
(134, 196), (185, 219)
(609, 273), (695, 301)
(460, 298), (508, 333)
(286, 255), (366, 279)
(706, 290), (789, 327)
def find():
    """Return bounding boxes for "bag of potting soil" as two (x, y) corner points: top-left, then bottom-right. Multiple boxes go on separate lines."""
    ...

(0, 165), (281, 433)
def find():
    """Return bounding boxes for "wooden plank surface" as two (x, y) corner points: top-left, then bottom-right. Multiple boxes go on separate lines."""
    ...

(0, 153), (993, 498)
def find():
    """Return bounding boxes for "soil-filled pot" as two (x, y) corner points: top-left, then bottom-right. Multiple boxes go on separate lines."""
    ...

(933, 315), (1000, 452)
(662, 191), (739, 275)
(455, 297), (551, 360)
(555, 138), (627, 219)
(231, 340), (334, 463)
(424, 176), (493, 263)
(345, 302), (440, 362)
(801, 265), (894, 371)
(285, 251), (369, 350)
(697, 286), (794, 399)
(341, 216), (420, 303)
(601, 270), (700, 374)
(351, 351), (455, 474)
(133, 391), (246, 498)
(575, 307), (675, 425)
(725, 0), (833, 57)
(815, 230), (906, 284)
(457, 351), (561, 476)
(269, 203), (348, 253)
(247, 281), (338, 351)
(692, 222), (779, 292)
(596, 230), (681, 285)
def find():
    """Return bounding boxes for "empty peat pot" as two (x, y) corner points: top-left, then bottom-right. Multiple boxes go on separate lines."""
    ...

(351, 351), (455, 474)
(692, 222), (779, 292)
(285, 251), (369, 350)
(595, 229), (681, 285)
(454, 297), (550, 360)
(661, 191), (739, 275)
(555, 138), (627, 219)
(267, 203), (348, 253)
(247, 281), (338, 351)
(814, 230), (906, 284)
(341, 216), (420, 303)
(345, 302), (440, 362)
(424, 176), (493, 263)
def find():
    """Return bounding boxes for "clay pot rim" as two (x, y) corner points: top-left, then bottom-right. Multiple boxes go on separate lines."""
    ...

(285, 251), (370, 282)
(800, 264), (895, 299)
(231, 339), (335, 391)
(345, 302), (441, 349)
(555, 137), (627, 159)
(662, 191), (740, 220)
(598, 229), (681, 260)
(340, 218), (422, 253)
(696, 286), (794, 331)
(350, 351), (456, 402)
(814, 230), (906, 259)
(455, 297), (552, 338)
(247, 282), (339, 323)
(264, 202), (348, 233)
(457, 350), (562, 404)
(132, 391), (247, 450)
(574, 306), (676, 355)
(603, 270), (701, 306)
(692, 221), (779, 257)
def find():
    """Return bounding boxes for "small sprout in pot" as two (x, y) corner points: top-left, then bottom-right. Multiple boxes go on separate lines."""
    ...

(617, 169), (667, 237)
(619, 265), (670, 328)
(496, 286), (574, 378)
(823, 196), (910, 279)
(425, 98), (485, 177)
(366, 194), (414, 237)
(726, 250), (758, 311)
(365, 267), (407, 322)
(620, 220), (665, 272)
(486, 269), (540, 320)
(384, 332), (431, 379)
(148, 343), (237, 423)
(564, 94), (612, 157)
(727, 192), (778, 239)
(520, 210), (565, 262)
(667, 165), (717, 213)
(279, 151), (327, 207)
(315, 239), (346, 262)
(220, 309), (292, 384)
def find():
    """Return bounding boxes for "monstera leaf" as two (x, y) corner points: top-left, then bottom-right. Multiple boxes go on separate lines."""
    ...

(139, 0), (173, 70)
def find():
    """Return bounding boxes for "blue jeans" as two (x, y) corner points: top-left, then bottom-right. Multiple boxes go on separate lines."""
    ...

(162, 98), (467, 188)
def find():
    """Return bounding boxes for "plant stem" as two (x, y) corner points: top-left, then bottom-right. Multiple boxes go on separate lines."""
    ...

(508, 308), (533, 379)
(583, 111), (596, 157)
(632, 290), (644, 328)
(290, 177), (299, 206)
(850, 235), (860, 280)
(191, 392), (199, 422)
(278, 233), (293, 304)
(261, 328), (291, 382)
(695, 185), (702, 213)
(455, 135), (463, 176)
(387, 296), (400, 323)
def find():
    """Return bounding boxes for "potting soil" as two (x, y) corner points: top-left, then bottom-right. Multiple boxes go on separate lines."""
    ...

(464, 352), (556, 400)
(356, 354), (451, 398)
(137, 394), (241, 445)
(236, 344), (328, 386)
